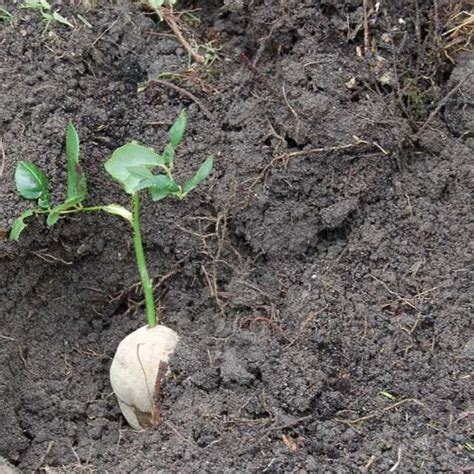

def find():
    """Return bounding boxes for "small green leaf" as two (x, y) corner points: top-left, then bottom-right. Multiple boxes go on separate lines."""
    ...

(105, 143), (165, 194)
(183, 156), (214, 194)
(102, 204), (132, 223)
(38, 196), (50, 210)
(52, 11), (73, 28)
(169, 110), (187, 147)
(77, 14), (92, 29)
(163, 143), (175, 168)
(135, 174), (180, 193)
(15, 161), (50, 202)
(9, 209), (35, 241)
(0, 7), (13, 22)
(46, 211), (60, 226)
(150, 188), (171, 201)
(148, 0), (165, 7)
(66, 121), (87, 202)
(47, 197), (82, 226)
(21, 0), (51, 10)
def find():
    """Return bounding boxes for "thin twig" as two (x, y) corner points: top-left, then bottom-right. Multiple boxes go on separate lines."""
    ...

(145, 79), (214, 120)
(34, 440), (54, 471)
(363, 0), (370, 55)
(282, 84), (300, 122)
(415, 71), (473, 137)
(89, 17), (120, 48)
(0, 138), (5, 178)
(389, 446), (403, 472)
(260, 415), (312, 433)
(162, 9), (204, 64)
(337, 399), (424, 426)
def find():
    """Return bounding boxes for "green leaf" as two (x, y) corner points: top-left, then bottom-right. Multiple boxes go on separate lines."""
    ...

(47, 197), (82, 226)
(169, 110), (187, 147)
(150, 188), (171, 201)
(52, 11), (73, 28)
(66, 121), (87, 202)
(9, 209), (35, 241)
(126, 166), (155, 179)
(0, 7), (13, 23)
(21, 0), (51, 10)
(77, 14), (93, 29)
(163, 143), (175, 168)
(105, 143), (165, 194)
(15, 161), (50, 203)
(183, 156), (214, 194)
(134, 174), (179, 194)
(102, 204), (132, 223)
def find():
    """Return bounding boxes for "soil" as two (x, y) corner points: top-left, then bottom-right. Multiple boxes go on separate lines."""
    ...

(1, 1), (473, 472)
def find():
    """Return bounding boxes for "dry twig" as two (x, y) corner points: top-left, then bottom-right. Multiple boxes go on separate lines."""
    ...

(143, 78), (214, 120)
(415, 71), (473, 137)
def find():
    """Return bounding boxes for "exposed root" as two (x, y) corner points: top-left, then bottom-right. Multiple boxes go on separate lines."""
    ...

(142, 78), (214, 120)
(336, 398), (425, 427)
(241, 137), (381, 200)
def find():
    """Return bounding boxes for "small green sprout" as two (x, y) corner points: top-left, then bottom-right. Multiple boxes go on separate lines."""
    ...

(378, 391), (397, 402)
(11, 111), (214, 329)
(21, 0), (73, 33)
(0, 7), (13, 23)
(11, 121), (91, 239)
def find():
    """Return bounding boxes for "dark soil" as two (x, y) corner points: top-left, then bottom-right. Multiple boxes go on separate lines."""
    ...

(1, 1), (473, 472)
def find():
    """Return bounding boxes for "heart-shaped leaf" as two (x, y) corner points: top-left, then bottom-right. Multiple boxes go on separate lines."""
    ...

(9, 209), (35, 240)
(169, 110), (187, 147)
(183, 156), (214, 194)
(15, 161), (50, 203)
(105, 143), (165, 194)
(66, 121), (87, 202)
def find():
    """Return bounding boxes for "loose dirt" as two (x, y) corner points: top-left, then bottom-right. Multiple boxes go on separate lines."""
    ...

(1, 1), (472, 472)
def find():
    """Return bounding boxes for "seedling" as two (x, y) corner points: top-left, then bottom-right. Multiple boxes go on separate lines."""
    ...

(10, 122), (127, 240)
(11, 111), (214, 429)
(104, 110), (213, 327)
(0, 7), (13, 23)
(21, 0), (73, 33)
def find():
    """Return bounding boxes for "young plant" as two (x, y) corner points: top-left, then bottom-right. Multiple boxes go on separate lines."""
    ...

(104, 110), (213, 327)
(10, 122), (128, 241)
(21, 0), (73, 33)
(0, 7), (13, 23)
(11, 111), (214, 430)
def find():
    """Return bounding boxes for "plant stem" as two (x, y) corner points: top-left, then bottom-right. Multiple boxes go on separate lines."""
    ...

(132, 193), (157, 328)
(59, 206), (105, 214)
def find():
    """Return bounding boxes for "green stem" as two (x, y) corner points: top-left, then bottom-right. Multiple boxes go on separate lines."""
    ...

(59, 206), (106, 214)
(132, 193), (157, 328)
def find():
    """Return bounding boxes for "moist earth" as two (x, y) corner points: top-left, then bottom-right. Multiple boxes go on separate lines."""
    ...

(0, 1), (472, 472)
